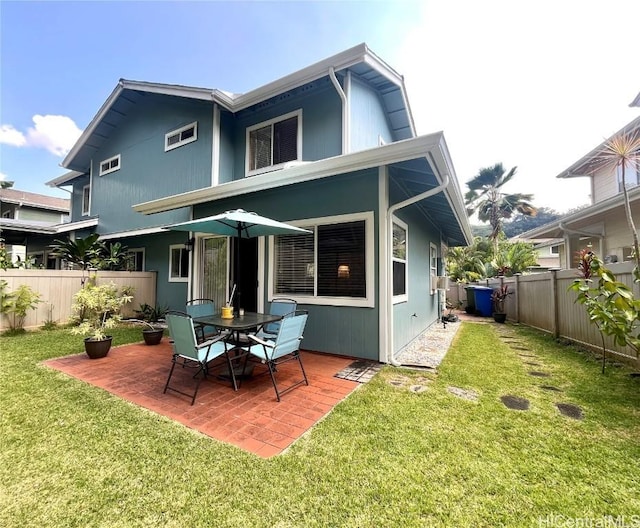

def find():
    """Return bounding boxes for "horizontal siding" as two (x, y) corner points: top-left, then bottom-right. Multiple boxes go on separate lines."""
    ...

(593, 168), (617, 202)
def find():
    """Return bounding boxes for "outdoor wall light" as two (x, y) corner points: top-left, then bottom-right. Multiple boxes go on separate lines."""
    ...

(184, 237), (195, 252)
(337, 264), (350, 278)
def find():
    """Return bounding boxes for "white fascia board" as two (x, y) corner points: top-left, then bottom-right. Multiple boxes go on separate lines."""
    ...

(62, 83), (125, 169)
(557, 115), (640, 179)
(0, 219), (57, 234)
(134, 134), (443, 214)
(46, 170), (85, 187)
(231, 44), (369, 112)
(518, 187), (640, 239)
(119, 80), (213, 101)
(54, 217), (99, 233)
(98, 225), (166, 240)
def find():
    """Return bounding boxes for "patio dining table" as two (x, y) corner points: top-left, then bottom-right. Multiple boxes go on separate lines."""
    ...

(192, 312), (283, 379)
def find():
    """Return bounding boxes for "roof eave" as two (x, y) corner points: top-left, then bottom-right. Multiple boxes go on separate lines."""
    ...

(630, 91), (640, 107)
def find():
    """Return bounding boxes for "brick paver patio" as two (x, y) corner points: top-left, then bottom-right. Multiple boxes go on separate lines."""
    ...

(44, 339), (360, 458)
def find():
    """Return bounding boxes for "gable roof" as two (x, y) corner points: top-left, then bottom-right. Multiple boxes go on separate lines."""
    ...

(557, 115), (640, 179)
(631, 91), (640, 107)
(60, 43), (415, 175)
(0, 188), (69, 212)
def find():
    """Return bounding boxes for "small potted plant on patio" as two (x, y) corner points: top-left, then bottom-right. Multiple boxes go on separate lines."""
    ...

(491, 284), (512, 323)
(135, 303), (168, 346)
(70, 281), (133, 358)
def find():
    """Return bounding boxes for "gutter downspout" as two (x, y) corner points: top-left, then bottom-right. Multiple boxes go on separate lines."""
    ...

(329, 67), (348, 154)
(558, 221), (604, 267)
(386, 171), (450, 366)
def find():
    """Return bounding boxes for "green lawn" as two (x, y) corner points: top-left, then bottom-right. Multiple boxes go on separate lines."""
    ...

(1, 322), (638, 527)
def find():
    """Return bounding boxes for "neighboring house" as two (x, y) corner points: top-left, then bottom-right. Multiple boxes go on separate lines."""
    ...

(516, 108), (640, 269)
(46, 43), (472, 363)
(0, 188), (70, 267)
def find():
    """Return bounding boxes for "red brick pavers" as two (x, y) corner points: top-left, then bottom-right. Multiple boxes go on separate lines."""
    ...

(44, 340), (359, 458)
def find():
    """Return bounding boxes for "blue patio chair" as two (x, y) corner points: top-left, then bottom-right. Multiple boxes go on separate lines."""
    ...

(164, 311), (241, 405)
(254, 298), (297, 340)
(242, 310), (309, 402)
(186, 298), (220, 343)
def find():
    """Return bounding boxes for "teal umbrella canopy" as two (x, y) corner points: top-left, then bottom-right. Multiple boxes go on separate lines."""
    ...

(165, 209), (310, 312)
(164, 209), (310, 238)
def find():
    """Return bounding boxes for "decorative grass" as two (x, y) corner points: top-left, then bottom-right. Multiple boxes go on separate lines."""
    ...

(1, 323), (638, 527)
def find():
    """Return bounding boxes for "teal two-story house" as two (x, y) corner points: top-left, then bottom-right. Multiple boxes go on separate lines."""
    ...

(47, 44), (472, 364)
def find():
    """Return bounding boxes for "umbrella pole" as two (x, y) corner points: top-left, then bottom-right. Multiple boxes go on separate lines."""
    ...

(235, 225), (241, 314)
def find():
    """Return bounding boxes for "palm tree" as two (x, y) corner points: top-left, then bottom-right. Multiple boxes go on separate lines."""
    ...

(465, 163), (537, 251)
(596, 129), (640, 272)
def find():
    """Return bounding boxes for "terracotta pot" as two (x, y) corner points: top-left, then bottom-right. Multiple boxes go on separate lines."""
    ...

(142, 328), (164, 346)
(84, 336), (113, 359)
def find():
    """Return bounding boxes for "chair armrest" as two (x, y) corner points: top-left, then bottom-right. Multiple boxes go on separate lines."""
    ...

(196, 333), (226, 350)
(247, 334), (274, 348)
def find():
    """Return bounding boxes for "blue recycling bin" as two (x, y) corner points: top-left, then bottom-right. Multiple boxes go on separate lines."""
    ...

(473, 286), (493, 317)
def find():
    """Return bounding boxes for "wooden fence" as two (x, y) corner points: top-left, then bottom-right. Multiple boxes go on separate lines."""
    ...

(447, 262), (639, 364)
(1, 270), (157, 331)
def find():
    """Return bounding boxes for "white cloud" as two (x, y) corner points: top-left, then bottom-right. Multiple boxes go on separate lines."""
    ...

(0, 114), (82, 157)
(26, 115), (82, 156)
(0, 124), (27, 147)
(0, 172), (9, 181)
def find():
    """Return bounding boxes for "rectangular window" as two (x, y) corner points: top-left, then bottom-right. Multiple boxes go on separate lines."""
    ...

(99, 154), (120, 176)
(271, 212), (373, 307)
(617, 160), (640, 192)
(247, 110), (301, 175)
(393, 220), (407, 301)
(430, 243), (438, 295)
(82, 184), (90, 216)
(165, 122), (198, 151)
(169, 245), (189, 282)
(127, 248), (145, 271)
(550, 245), (560, 255)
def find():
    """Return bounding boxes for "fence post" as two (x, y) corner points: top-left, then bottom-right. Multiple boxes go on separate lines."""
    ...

(514, 273), (520, 323)
(550, 269), (559, 338)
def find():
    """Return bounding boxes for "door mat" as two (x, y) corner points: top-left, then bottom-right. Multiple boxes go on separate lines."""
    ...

(334, 360), (382, 383)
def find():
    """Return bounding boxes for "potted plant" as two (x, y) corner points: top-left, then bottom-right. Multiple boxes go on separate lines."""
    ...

(70, 281), (133, 358)
(491, 284), (512, 323)
(135, 303), (168, 345)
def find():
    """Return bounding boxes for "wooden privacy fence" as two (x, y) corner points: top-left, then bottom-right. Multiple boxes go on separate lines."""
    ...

(1, 270), (157, 331)
(447, 262), (639, 364)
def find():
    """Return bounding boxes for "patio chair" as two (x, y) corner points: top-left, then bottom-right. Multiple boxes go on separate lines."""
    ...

(186, 298), (220, 343)
(254, 298), (297, 340)
(242, 310), (309, 402)
(164, 311), (241, 405)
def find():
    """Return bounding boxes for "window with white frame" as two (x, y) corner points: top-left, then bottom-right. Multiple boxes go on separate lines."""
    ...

(617, 159), (640, 192)
(127, 248), (145, 271)
(165, 121), (198, 151)
(99, 154), (121, 176)
(82, 184), (90, 216)
(271, 212), (373, 306)
(550, 245), (560, 255)
(392, 220), (407, 301)
(246, 110), (301, 175)
(430, 243), (438, 294)
(169, 244), (189, 282)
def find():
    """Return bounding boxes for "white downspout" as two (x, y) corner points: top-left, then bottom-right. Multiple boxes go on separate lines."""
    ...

(329, 67), (348, 155)
(385, 171), (451, 366)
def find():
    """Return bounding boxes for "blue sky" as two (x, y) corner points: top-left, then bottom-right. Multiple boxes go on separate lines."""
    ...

(1, 0), (639, 213)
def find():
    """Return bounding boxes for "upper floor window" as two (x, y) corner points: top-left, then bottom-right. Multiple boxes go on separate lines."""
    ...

(617, 159), (640, 192)
(165, 122), (198, 152)
(82, 184), (90, 216)
(99, 154), (121, 176)
(270, 212), (373, 307)
(392, 219), (408, 302)
(246, 110), (301, 176)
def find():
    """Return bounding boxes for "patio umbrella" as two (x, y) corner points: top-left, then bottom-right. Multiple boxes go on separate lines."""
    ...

(165, 209), (310, 311)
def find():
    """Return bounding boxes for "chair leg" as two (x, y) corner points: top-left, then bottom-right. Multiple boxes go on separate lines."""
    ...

(296, 351), (309, 386)
(164, 356), (205, 406)
(266, 360), (282, 402)
(163, 357), (178, 394)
